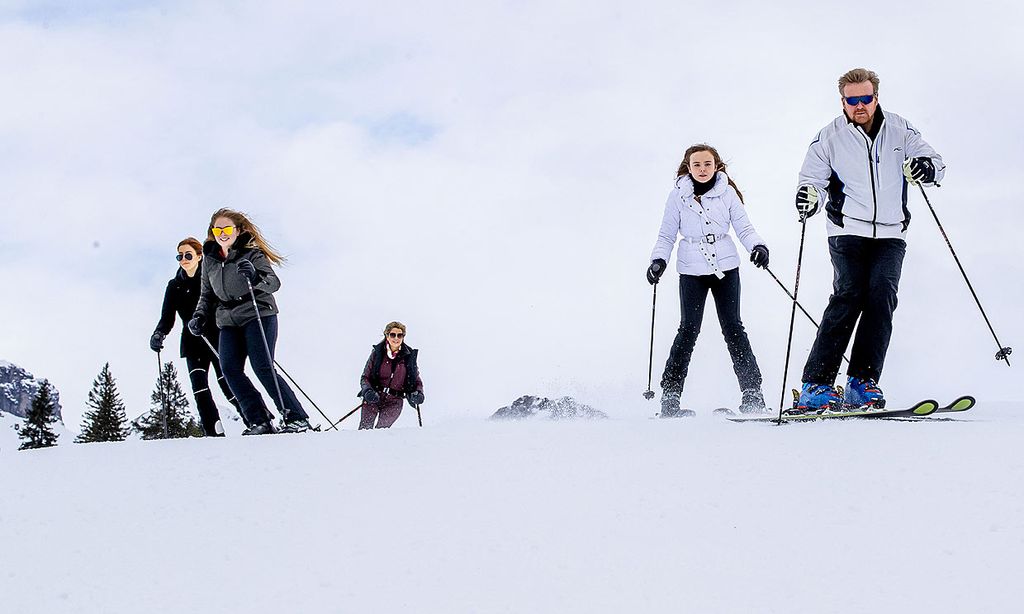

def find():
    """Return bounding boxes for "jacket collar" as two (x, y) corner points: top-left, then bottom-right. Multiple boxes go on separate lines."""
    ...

(374, 340), (414, 357)
(675, 172), (728, 199)
(845, 105), (885, 140)
(175, 266), (199, 283)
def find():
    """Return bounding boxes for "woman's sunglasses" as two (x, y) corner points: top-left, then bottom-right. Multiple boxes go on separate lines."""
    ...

(388, 332), (405, 339)
(176, 252), (195, 262)
(212, 226), (236, 237)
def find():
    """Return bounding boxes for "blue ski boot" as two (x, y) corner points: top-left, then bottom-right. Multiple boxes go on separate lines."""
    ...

(789, 382), (842, 415)
(844, 376), (885, 409)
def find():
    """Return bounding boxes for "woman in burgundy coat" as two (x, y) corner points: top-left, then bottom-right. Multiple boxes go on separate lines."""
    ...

(358, 321), (424, 429)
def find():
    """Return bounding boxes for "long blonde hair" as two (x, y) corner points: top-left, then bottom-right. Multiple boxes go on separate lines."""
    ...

(206, 208), (286, 265)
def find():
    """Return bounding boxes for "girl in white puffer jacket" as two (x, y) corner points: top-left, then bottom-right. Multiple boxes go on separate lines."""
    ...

(647, 143), (770, 416)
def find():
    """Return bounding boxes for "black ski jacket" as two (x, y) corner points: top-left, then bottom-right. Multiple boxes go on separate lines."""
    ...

(155, 267), (222, 358)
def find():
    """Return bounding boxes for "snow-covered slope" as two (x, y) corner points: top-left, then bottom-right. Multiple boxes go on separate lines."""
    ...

(2, 402), (1022, 613)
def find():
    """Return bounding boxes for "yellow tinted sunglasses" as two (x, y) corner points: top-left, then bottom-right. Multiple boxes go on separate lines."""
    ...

(211, 226), (236, 237)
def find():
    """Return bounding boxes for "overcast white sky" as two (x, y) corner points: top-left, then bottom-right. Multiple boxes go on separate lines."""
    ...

(2, 0), (1022, 429)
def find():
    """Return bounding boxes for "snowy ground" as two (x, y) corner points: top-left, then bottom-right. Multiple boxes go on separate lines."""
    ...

(3, 401), (1023, 613)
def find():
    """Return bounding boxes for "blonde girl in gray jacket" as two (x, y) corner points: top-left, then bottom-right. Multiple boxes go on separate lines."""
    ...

(647, 144), (770, 416)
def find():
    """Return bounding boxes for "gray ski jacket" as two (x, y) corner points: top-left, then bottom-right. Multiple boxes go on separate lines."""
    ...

(194, 237), (281, 329)
(798, 107), (945, 239)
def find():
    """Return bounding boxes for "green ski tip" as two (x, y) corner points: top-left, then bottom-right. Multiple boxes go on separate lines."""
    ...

(944, 396), (976, 412)
(911, 400), (939, 415)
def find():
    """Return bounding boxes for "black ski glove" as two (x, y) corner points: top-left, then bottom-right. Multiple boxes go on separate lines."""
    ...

(904, 157), (935, 184)
(187, 314), (206, 337)
(149, 330), (165, 352)
(408, 391), (425, 405)
(362, 388), (380, 404)
(236, 258), (257, 283)
(795, 185), (819, 220)
(647, 259), (667, 285)
(750, 245), (769, 269)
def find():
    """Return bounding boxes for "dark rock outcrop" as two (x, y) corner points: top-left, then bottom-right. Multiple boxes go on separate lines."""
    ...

(0, 360), (64, 422)
(490, 395), (607, 421)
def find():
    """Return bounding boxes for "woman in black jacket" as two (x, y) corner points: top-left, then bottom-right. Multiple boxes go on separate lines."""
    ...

(189, 208), (311, 435)
(150, 237), (246, 436)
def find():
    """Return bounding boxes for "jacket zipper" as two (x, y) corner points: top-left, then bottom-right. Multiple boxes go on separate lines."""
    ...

(856, 127), (879, 238)
(219, 261), (227, 299)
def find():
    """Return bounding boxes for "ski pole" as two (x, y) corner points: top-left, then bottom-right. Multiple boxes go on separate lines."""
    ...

(246, 280), (289, 421)
(916, 183), (1012, 365)
(412, 402), (423, 427)
(157, 350), (169, 438)
(246, 279), (341, 428)
(270, 360), (339, 431)
(329, 403), (364, 429)
(777, 217), (809, 424)
(643, 282), (658, 400)
(764, 266), (850, 366)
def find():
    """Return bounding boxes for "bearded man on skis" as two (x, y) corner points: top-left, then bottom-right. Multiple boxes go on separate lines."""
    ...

(792, 67), (945, 413)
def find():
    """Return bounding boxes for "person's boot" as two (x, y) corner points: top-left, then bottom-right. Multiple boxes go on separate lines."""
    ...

(790, 383), (842, 415)
(739, 389), (768, 414)
(242, 421), (277, 436)
(659, 390), (695, 418)
(278, 418), (313, 433)
(844, 376), (885, 409)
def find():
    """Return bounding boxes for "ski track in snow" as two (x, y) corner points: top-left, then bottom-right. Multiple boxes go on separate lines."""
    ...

(2, 402), (1023, 613)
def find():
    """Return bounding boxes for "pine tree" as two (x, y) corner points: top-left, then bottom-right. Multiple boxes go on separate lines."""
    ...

(133, 361), (203, 439)
(75, 363), (131, 443)
(15, 380), (60, 450)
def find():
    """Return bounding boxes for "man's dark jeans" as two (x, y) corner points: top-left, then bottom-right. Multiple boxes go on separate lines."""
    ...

(802, 235), (906, 385)
(661, 268), (763, 401)
(219, 315), (308, 426)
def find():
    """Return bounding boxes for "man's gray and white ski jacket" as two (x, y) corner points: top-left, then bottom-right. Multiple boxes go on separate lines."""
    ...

(798, 107), (945, 239)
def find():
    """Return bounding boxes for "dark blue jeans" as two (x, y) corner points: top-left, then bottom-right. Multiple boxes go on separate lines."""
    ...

(802, 235), (906, 384)
(219, 315), (308, 426)
(661, 268), (763, 400)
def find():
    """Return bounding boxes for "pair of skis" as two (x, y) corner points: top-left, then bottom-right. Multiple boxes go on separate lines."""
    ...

(724, 395), (976, 423)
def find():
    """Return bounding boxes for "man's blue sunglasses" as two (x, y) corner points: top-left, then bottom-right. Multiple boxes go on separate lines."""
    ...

(844, 94), (875, 106)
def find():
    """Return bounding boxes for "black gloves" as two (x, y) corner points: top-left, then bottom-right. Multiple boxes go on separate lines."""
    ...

(750, 245), (769, 269)
(187, 314), (206, 337)
(362, 388), (380, 404)
(236, 259), (257, 283)
(408, 391), (425, 406)
(903, 157), (935, 184)
(149, 330), (165, 352)
(795, 185), (819, 220)
(647, 259), (667, 285)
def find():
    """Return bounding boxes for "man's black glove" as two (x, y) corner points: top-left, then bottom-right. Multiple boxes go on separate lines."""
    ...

(903, 157), (935, 184)
(750, 245), (769, 269)
(646, 259), (667, 285)
(408, 391), (425, 406)
(236, 259), (257, 283)
(187, 314), (206, 337)
(362, 388), (380, 404)
(795, 185), (819, 220)
(149, 330), (165, 352)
